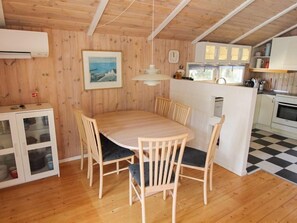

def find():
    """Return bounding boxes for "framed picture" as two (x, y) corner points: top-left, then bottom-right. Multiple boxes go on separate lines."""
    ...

(82, 51), (122, 90)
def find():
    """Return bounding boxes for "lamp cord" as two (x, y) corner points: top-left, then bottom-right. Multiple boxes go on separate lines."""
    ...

(97, 0), (137, 28)
(151, 0), (155, 65)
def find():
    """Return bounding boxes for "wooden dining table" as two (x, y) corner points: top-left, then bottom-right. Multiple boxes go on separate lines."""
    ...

(93, 110), (194, 150)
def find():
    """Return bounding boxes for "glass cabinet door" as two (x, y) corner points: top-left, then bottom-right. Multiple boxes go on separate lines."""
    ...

(230, 47), (240, 61)
(17, 111), (59, 181)
(205, 45), (216, 60)
(218, 45), (228, 63)
(241, 47), (251, 63)
(0, 116), (25, 188)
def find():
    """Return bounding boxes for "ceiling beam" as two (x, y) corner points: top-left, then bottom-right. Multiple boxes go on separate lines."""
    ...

(230, 2), (297, 44)
(87, 0), (109, 36)
(0, 0), (6, 27)
(191, 0), (255, 45)
(253, 24), (297, 48)
(147, 0), (191, 41)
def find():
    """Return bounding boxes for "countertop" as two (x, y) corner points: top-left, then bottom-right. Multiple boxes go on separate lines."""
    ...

(257, 90), (297, 97)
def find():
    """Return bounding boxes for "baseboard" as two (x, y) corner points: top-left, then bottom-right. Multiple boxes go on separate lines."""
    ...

(254, 123), (297, 140)
(59, 154), (88, 163)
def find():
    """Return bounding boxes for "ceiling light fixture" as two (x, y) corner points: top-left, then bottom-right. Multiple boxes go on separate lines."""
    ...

(132, 0), (170, 86)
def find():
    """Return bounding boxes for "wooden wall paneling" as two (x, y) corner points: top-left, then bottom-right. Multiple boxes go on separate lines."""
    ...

(52, 29), (67, 159)
(62, 30), (81, 158)
(0, 60), (11, 105)
(3, 60), (20, 105)
(289, 72), (297, 94)
(119, 36), (129, 111)
(129, 36), (143, 111)
(79, 34), (93, 116)
(0, 28), (197, 160)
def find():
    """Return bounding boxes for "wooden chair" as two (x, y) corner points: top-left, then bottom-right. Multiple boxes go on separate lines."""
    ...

(175, 115), (225, 205)
(171, 102), (191, 126)
(73, 108), (88, 172)
(154, 96), (172, 117)
(129, 134), (188, 223)
(81, 114), (135, 198)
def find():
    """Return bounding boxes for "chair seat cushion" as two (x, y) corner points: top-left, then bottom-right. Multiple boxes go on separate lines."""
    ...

(129, 162), (175, 187)
(175, 146), (207, 167)
(100, 134), (135, 162)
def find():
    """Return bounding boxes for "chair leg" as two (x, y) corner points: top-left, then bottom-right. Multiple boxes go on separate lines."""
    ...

(89, 159), (93, 187)
(141, 197), (146, 223)
(116, 161), (119, 175)
(180, 166), (183, 180)
(99, 165), (103, 199)
(209, 164), (213, 191)
(80, 147), (84, 170)
(163, 190), (167, 200)
(131, 156), (134, 164)
(129, 173), (133, 206)
(87, 153), (90, 179)
(172, 190), (177, 223)
(203, 171), (208, 205)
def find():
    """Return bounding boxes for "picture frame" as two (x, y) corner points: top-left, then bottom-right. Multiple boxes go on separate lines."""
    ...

(82, 51), (122, 90)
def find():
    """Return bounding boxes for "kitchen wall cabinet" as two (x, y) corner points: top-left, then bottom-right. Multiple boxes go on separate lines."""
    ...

(195, 42), (251, 65)
(0, 103), (59, 189)
(269, 36), (297, 70)
(257, 94), (275, 126)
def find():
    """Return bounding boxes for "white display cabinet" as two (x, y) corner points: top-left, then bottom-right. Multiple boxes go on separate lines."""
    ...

(0, 103), (59, 189)
(195, 42), (251, 65)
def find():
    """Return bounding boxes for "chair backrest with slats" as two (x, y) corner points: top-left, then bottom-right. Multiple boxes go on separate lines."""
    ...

(154, 96), (172, 117)
(81, 114), (103, 163)
(205, 115), (225, 168)
(171, 102), (191, 126)
(73, 108), (87, 145)
(138, 134), (188, 194)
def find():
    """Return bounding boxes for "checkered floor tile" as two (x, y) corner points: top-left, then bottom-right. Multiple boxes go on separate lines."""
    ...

(247, 129), (297, 185)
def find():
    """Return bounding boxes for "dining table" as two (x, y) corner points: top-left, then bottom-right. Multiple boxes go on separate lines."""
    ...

(93, 110), (194, 150)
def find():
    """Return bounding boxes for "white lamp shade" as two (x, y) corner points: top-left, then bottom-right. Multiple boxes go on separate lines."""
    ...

(133, 64), (171, 86)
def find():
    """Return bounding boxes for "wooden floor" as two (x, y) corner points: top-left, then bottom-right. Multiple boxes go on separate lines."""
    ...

(1, 160), (297, 223)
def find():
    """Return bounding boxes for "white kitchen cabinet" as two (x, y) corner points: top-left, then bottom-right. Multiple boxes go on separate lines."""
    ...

(228, 45), (251, 65)
(269, 36), (297, 70)
(257, 94), (275, 126)
(195, 42), (251, 65)
(253, 94), (262, 125)
(0, 103), (59, 189)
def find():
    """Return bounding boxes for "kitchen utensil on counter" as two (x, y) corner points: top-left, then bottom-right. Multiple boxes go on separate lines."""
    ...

(251, 78), (259, 88)
(259, 81), (266, 92)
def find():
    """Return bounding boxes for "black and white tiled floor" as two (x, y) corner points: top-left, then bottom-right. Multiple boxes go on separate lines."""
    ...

(246, 129), (297, 185)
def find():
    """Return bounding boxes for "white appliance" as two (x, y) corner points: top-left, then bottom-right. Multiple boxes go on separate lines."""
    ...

(0, 29), (49, 59)
(272, 94), (297, 133)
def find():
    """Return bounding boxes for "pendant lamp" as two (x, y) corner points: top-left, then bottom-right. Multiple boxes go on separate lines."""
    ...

(132, 0), (170, 86)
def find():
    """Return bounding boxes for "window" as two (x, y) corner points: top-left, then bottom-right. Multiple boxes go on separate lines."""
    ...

(187, 63), (216, 81)
(186, 63), (245, 84)
(219, 66), (244, 84)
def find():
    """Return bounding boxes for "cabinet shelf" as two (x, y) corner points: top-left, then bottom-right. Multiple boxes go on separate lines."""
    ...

(249, 68), (288, 73)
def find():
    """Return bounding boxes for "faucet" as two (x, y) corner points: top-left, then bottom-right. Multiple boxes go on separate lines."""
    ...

(215, 77), (227, 84)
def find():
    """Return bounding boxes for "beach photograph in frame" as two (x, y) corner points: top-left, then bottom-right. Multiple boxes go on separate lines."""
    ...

(82, 51), (122, 90)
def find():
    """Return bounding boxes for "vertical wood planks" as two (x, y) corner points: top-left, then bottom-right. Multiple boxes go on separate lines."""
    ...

(0, 28), (194, 159)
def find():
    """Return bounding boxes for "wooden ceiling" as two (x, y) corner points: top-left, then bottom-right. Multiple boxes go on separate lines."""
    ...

(2, 0), (297, 46)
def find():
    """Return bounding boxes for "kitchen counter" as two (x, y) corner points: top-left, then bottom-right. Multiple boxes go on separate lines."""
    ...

(257, 90), (297, 97)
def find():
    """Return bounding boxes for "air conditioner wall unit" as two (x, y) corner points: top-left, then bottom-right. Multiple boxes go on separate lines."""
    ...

(0, 29), (49, 59)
